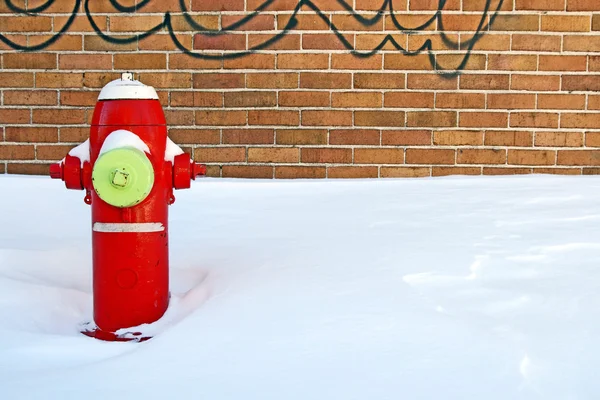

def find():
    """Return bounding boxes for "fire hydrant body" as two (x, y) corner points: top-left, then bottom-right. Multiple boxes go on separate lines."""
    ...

(50, 73), (205, 341)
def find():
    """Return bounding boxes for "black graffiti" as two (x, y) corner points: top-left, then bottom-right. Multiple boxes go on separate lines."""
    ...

(0, 0), (504, 76)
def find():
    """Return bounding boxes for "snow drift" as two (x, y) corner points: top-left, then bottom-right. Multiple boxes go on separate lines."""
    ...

(0, 175), (599, 399)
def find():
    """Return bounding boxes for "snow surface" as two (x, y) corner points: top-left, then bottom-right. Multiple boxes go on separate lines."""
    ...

(67, 139), (90, 165)
(98, 129), (150, 156)
(1, 175), (599, 399)
(165, 136), (184, 163)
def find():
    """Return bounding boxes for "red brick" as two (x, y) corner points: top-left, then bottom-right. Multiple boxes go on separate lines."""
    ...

(327, 166), (379, 179)
(385, 92), (434, 108)
(279, 91), (330, 107)
(557, 150), (600, 166)
(60, 54), (112, 70)
(432, 167), (481, 176)
(539, 55), (587, 71)
(193, 73), (244, 89)
(302, 73), (352, 89)
(434, 131), (483, 146)
(195, 147), (246, 163)
(192, 0), (244, 11)
(512, 75), (561, 91)
(460, 112), (508, 128)
(249, 111), (299, 126)
(60, 91), (99, 106)
(170, 92), (223, 108)
(302, 148), (352, 163)
(408, 74), (457, 90)
(223, 129), (274, 145)
(222, 165), (272, 178)
(4, 53), (56, 69)
(355, 148), (405, 164)
(586, 132), (600, 147)
(511, 113), (559, 128)
(329, 130), (380, 145)
(332, 92), (382, 108)
(436, 93), (485, 109)
(169, 54), (222, 69)
(169, 129), (220, 145)
(487, 94), (536, 110)
(561, 113), (600, 129)
(541, 15), (590, 32)
(483, 167), (532, 175)
(278, 54), (329, 70)
(406, 149), (455, 165)
(534, 168), (581, 175)
(196, 111), (246, 126)
(303, 34), (349, 50)
(7, 163), (51, 175)
(568, 0), (600, 11)
(508, 150), (556, 165)
(535, 132), (583, 147)
(562, 76), (600, 91)
(0, 72), (33, 88)
(512, 34), (561, 52)
(248, 148), (299, 163)
(381, 167), (430, 178)
(248, 73), (298, 89)
(382, 130), (431, 145)
(457, 149), (507, 164)
(355, 111), (405, 127)
(224, 91), (277, 107)
(275, 166), (326, 179)
(460, 74), (510, 90)
(0, 145), (35, 160)
(33, 109), (85, 124)
(223, 15), (275, 30)
(4, 91), (57, 106)
(36, 145), (75, 160)
(538, 94), (585, 110)
(515, 0), (565, 10)
(488, 55), (537, 71)
(5, 127), (57, 143)
(276, 130), (328, 145)
(302, 111), (352, 127)
(114, 54), (166, 70)
(354, 73), (405, 89)
(485, 131), (533, 147)
(60, 127), (89, 143)
(0, 109), (30, 124)
(408, 111), (457, 127)
(193, 34), (246, 51)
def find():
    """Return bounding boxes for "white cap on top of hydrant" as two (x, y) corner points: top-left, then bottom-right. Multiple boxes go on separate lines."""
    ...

(98, 72), (159, 101)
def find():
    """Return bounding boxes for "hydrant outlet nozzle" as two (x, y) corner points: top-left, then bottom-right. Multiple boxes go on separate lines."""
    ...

(192, 163), (207, 179)
(49, 162), (63, 180)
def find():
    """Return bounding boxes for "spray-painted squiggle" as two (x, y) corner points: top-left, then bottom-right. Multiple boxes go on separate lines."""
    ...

(0, 0), (504, 77)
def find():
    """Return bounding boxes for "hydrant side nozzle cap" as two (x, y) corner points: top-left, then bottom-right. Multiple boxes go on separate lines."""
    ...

(92, 147), (155, 208)
(98, 73), (158, 101)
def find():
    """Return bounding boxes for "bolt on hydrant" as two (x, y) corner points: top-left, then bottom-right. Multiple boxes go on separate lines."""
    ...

(50, 72), (206, 341)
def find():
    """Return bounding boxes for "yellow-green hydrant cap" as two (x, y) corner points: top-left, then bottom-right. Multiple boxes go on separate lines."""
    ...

(92, 147), (154, 208)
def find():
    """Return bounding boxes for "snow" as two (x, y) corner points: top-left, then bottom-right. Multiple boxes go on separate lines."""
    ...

(67, 139), (90, 165)
(1, 174), (599, 399)
(98, 129), (150, 156)
(165, 136), (184, 163)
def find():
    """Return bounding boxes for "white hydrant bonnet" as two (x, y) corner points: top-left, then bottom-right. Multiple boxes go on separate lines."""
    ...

(98, 72), (159, 101)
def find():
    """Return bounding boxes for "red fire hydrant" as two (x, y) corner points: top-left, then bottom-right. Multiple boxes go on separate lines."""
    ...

(50, 72), (206, 341)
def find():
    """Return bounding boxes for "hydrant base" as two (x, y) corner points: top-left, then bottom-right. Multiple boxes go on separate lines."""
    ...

(81, 324), (152, 343)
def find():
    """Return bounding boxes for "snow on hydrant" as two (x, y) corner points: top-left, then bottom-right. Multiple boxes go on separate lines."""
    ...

(50, 72), (206, 341)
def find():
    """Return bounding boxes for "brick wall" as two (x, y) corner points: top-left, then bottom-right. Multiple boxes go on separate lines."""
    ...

(1, 0), (600, 178)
